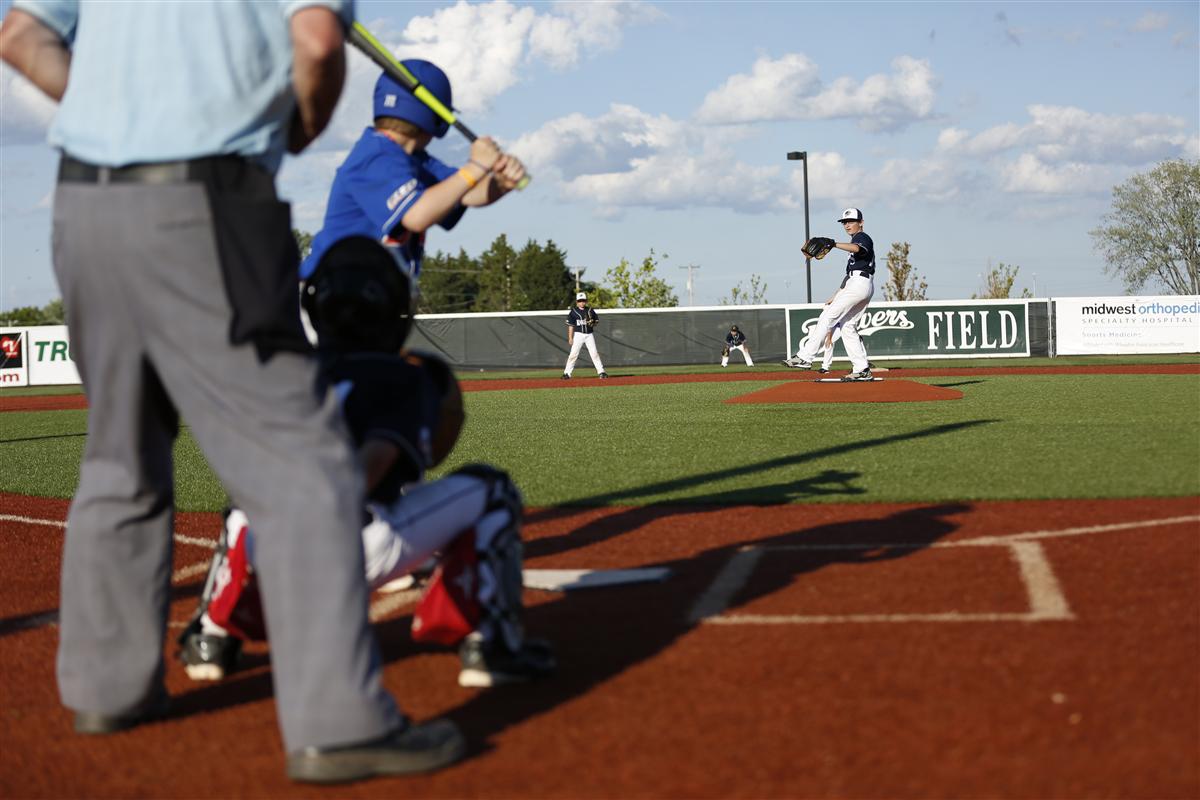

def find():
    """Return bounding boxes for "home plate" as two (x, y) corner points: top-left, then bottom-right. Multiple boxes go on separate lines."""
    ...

(523, 567), (671, 591)
(814, 377), (885, 382)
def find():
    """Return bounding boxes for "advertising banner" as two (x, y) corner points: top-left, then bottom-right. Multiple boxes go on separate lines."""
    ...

(26, 326), (80, 384)
(1054, 296), (1200, 355)
(1, 329), (29, 387)
(786, 300), (1031, 359)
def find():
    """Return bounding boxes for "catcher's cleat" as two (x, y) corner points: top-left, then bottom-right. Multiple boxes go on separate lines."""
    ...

(458, 634), (556, 688)
(841, 368), (873, 382)
(598, 372), (608, 379)
(178, 619), (242, 681)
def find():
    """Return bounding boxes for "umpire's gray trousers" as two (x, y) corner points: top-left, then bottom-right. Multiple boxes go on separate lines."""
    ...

(52, 178), (404, 751)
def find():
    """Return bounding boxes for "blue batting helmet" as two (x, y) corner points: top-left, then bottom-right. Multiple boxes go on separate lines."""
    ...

(373, 60), (452, 138)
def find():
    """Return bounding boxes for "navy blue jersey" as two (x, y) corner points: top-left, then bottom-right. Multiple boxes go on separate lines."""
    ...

(321, 352), (441, 504)
(725, 330), (747, 347)
(567, 305), (599, 334)
(301, 128), (467, 280)
(846, 231), (875, 276)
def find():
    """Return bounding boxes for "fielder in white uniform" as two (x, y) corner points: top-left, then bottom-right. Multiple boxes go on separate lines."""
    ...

(784, 208), (876, 382)
(562, 291), (607, 379)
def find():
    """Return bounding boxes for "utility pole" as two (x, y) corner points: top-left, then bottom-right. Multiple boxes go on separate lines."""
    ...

(570, 266), (587, 292)
(679, 264), (700, 306)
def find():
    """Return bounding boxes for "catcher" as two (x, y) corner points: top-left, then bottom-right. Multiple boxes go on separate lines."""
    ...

(720, 324), (754, 367)
(783, 207), (877, 381)
(178, 237), (555, 688)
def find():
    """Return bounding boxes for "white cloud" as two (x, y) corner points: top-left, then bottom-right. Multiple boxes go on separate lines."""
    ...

(935, 105), (1194, 166)
(696, 54), (938, 133)
(1130, 12), (1169, 33)
(511, 104), (978, 217)
(999, 153), (1119, 194)
(0, 65), (58, 144)
(383, 0), (660, 114)
(512, 103), (781, 214)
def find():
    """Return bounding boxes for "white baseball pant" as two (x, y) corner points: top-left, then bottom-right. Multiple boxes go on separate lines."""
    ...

(564, 332), (605, 376)
(796, 274), (874, 373)
(721, 344), (753, 366)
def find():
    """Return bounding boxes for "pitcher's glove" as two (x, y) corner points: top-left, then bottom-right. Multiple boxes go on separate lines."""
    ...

(801, 237), (836, 260)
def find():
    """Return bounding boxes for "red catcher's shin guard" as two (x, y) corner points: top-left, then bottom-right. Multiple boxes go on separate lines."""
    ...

(411, 529), (480, 646)
(205, 511), (267, 641)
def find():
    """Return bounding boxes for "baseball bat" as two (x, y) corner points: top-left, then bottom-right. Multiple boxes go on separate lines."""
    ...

(347, 21), (531, 190)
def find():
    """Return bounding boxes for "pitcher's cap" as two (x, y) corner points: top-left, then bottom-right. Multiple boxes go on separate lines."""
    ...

(838, 208), (863, 222)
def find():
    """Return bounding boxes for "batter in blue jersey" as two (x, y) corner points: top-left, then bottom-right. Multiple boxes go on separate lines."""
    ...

(301, 60), (526, 281)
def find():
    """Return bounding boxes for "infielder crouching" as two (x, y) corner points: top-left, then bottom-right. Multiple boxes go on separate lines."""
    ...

(562, 291), (607, 379)
(179, 238), (554, 688)
(721, 324), (753, 367)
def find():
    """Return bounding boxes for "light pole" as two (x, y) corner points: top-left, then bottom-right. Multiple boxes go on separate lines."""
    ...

(786, 151), (812, 303)
(571, 266), (586, 292)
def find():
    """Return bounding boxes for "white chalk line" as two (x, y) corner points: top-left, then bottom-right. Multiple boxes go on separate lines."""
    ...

(689, 513), (1199, 625)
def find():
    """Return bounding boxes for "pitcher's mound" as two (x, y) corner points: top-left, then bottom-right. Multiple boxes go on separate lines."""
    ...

(727, 379), (962, 404)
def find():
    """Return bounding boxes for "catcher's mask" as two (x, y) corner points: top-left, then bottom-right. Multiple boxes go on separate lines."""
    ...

(301, 236), (413, 353)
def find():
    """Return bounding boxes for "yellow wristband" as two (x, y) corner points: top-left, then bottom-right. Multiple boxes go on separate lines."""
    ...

(457, 167), (478, 188)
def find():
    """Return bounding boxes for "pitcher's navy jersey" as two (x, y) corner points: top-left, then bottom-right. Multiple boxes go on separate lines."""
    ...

(845, 231), (875, 276)
(301, 128), (466, 280)
(321, 352), (442, 504)
(566, 305), (598, 334)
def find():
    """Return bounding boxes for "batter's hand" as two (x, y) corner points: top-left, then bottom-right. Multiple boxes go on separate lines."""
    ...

(469, 136), (502, 171)
(491, 153), (527, 192)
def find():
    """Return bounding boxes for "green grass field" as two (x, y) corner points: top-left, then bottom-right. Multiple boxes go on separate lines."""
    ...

(2, 361), (1198, 511)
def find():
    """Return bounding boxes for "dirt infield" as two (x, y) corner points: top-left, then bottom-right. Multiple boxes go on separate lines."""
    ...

(4, 362), (1197, 412)
(2, 491), (1197, 798)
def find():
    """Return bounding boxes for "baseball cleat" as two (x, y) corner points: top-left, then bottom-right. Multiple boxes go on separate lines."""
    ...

(458, 634), (556, 688)
(598, 372), (608, 379)
(783, 357), (813, 369)
(841, 368), (873, 382)
(178, 619), (242, 681)
(817, 368), (831, 374)
(561, 373), (570, 380)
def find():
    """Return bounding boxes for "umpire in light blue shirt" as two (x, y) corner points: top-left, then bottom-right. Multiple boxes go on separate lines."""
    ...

(0, 0), (464, 783)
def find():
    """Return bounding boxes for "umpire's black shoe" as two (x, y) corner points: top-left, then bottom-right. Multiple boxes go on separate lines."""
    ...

(458, 635), (556, 688)
(73, 689), (170, 735)
(286, 718), (466, 784)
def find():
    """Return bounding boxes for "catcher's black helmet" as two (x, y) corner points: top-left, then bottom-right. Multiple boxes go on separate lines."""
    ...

(301, 236), (413, 353)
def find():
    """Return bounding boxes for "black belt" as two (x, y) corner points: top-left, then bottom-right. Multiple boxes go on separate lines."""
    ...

(58, 154), (275, 195)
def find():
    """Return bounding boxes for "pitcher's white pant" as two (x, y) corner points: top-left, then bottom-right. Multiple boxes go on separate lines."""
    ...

(721, 344), (753, 366)
(564, 332), (604, 376)
(796, 275), (874, 373)
(820, 324), (844, 370)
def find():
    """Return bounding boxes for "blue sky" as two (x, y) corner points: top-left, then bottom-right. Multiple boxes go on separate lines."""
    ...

(1, 0), (1197, 309)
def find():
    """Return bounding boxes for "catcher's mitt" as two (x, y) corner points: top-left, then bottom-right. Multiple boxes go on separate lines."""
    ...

(801, 237), (836, 260)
